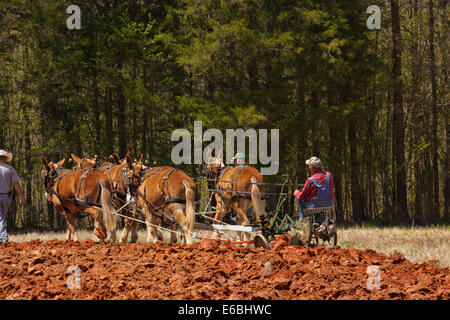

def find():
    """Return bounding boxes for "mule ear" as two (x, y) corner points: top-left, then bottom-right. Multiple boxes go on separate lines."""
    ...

(40, 156), (50, 171)
(56, 159), (65, 167)
(71, 153), (81, 164)
(90, 157), (97, 164)
(217, 149), (223, 162)
(139, 154), (143, 164)
(122, 151), (130, 162)
(125, 153), (133, 169)
(110, 153), (121, 165)
(205, 148), (212, 164)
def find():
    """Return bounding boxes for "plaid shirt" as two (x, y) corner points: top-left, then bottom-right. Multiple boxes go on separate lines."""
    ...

(295, 170), (335, 201)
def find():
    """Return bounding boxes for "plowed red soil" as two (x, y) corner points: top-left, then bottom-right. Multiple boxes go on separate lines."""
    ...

(0, 239), (448, 300)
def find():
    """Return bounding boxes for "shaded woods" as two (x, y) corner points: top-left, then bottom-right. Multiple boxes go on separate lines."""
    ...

(0, 0), (448, 230)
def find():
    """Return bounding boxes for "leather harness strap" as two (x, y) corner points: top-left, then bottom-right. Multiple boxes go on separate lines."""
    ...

(216, 166), (252, 201)
(137, 167), (187, 217)
(49, 168), (102, 211)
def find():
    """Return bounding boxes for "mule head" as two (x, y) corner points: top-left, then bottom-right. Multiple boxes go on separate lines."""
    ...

(109, 153), (121, 165)
(203, 148), (225, 188)
(71, 153), (96, 169)
(40, 156), (65, 193)
(124, 152), (145, 196)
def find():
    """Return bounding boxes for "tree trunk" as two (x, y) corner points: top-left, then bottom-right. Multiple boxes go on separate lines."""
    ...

(105, 88), (114, 153)
(444, 104), (450, 223)
(310, 89), (320, 157)
(391, 0), (409, 224)
(348, 119), (364, 225)
(117, 63), (126, 157)
(428, 0), (440, 222)
(92, 71), (101, 156)
(142, 64), (148, 160)
(410, 0), (425, 225)
(117, 88), (126, 157)
(24, 116), (32, 228)
(327, 81), (344, 223)
(443, 0), (450, 223)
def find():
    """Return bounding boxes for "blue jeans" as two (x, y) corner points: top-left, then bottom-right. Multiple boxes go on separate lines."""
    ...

(298, 200), (305, 219)
(0, 194), (10, 242)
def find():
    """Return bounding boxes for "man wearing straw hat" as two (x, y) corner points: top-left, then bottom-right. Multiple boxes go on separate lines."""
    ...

(293, 156), (335, 219)
(0, 150), (27, 242)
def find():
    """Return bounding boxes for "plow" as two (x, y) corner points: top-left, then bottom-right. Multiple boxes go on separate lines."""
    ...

(193, 174), (338, 250)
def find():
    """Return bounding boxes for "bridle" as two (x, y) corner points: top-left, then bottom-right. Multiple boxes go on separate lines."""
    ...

(41, 167), (57, 192)
(41, 166), (67, 199)
(204, 160), (225, 189)
(124, 164), (145, 196)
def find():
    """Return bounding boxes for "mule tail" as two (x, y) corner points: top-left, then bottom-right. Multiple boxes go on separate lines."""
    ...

(182, 180), (195, 244)
(99, 180), (117, 232)
(250, 176), (265, 223)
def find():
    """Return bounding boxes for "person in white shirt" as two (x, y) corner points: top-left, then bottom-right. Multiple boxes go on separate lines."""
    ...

(0, 150), (27, 242)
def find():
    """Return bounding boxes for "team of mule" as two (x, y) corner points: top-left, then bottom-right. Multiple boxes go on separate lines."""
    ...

(41, 151), (254, 244)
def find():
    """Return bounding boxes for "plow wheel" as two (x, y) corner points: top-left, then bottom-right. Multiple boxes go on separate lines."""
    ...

(253, 234), (271, 249)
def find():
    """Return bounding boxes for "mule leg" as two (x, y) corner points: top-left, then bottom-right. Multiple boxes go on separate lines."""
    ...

(169, 221), (178, 244)
(213, 199), (227, 238)
(130, 220), (138, 243)
(51, 197), (75, 241)
(146, 213), (162, 243)
(59, 212), (71, 241)
(213, 199), (228, 222)
(129, 205), (139, 243)
(169, 204), (194, 244)
(119, 209), (132, 243)
(66, 212), (79, 241)
(108, 208), (117, 243)
(109, 228), (117, 243)
(119, 222), (129, 243)
(121, 204), (139, 243)
(160, 208), (177, 244)
(141, 202), (161, 243)
(58, 211), (72, 241)
(232, 200), (251, 244)
(83, 207), (106, 242)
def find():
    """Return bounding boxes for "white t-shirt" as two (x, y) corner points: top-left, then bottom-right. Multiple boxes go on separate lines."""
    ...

(0, 164), (20, 194)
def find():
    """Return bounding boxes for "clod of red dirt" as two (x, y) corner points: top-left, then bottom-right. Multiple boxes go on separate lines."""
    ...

(198, 239), (221, 251)
(273, 234), (290, 251)
(0, 240), (448, 300)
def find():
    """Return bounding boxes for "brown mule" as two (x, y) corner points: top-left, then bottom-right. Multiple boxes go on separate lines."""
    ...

(71, 153), (139, 243)
(40, 156), (117, 241)
(204, 150), (266, 243)
(124, 155), (196, 244)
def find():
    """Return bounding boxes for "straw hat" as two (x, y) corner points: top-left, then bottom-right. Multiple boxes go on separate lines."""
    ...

(305, 156), (322, 170)
(0, 150), (12, 162)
